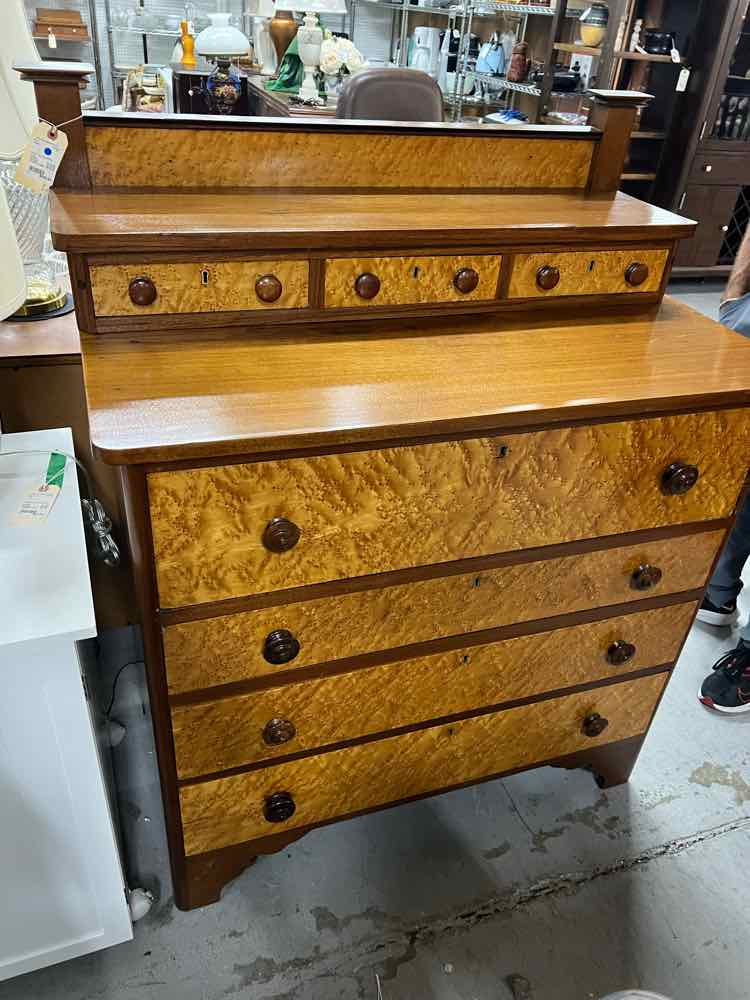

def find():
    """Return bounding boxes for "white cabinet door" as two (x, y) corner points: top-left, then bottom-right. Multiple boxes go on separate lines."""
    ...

(0, 634), (132, 980)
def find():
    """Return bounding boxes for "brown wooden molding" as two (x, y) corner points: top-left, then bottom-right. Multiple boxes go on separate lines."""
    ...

(587, 91), (654, 195)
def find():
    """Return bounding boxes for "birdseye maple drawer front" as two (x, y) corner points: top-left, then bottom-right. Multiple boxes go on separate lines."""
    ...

(147, 409), (749, 608)
(89, 260), (309, 316)
(163, 530), (721, 694)
(324, 254), (501, 308)
(179, 672), (666, 853)
(508, 248), (669, 299)
(171, 603), (693, 778)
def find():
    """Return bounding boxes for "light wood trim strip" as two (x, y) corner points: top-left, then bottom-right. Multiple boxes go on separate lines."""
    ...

(508, 248), (669, 298)
(148, 410), (750, 607)
(89, 260), (308, 316)
(85, 128), (595, 191)
(171, 603), (693, 777)
(179, 673), (666, 853)
(324, 255), (501, 308)
(163, 530), (721, 693)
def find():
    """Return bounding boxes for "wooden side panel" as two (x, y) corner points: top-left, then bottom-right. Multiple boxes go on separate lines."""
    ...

(148, 410), (750, 608)
(324, 255), (501, 308)
(508, 248), (669, 298)
(179, 672), (667, 853)
(85, 128), (595, 191)
(89, 260), (308, 316)
(163, 530), (721, 693)
(171, 603), (693, 777)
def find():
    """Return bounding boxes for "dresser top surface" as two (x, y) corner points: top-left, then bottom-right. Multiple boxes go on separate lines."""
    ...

(81, 297), (750, 466)
(51, 190), (694, 253)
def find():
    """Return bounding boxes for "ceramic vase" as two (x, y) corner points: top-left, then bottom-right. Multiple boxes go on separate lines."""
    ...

(269, 9), (298, 64)
(579, 3), (609, 48)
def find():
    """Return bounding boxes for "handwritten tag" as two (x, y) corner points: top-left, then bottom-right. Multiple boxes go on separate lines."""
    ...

(15, 121), (68, 194)
(47, 29), (57, 49)
(676, 67), (690, 92)
(670, 46), (681, 64)
(15, 483), (60, 523)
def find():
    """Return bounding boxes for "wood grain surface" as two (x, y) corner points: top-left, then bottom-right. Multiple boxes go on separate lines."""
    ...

(163, 530), (721, 692)
(85, 128), (594, 191)
(324, 255), (501, 308)
(171, 603), (692, 777)
(147, 410), (748, 607)
(78, 299), (750, 466)
(179, 672), (666, 852)
(89, 260), (308, 316)
(51, 190), (696, 254)
(508, 248), (669, 298)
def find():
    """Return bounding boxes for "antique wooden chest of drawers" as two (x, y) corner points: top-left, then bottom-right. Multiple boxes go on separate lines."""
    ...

(31, 62), (750, 910)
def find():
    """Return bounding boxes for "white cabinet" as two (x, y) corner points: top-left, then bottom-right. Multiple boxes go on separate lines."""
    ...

(0, 428), (132, 981)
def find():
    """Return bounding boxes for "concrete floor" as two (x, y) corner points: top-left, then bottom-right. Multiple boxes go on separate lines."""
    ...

(4, 280), (749, 1000)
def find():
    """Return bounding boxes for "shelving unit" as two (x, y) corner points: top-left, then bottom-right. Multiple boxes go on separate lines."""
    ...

(26, 0), (104, 107)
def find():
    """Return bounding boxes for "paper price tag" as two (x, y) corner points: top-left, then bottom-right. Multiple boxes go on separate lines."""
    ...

(15, 121), (69, 194)
(670, 46), (681, 64)
(15, 483), (60, 523)
(676, 67), (691, 92)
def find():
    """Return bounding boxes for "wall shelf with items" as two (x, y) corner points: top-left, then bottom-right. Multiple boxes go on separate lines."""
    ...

(25, 0), (105, 107)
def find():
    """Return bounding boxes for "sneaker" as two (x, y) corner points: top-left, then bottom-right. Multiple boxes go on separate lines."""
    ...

(699, 641), (750, 713)
(696, 595), (738, 627)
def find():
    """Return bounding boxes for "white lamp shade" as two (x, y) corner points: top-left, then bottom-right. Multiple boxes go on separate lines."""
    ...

(0, 184), (26, 321)
(195, 13), (250, 57)
(255, 0), (276, 16)
(289, 0), (348, 13)
(0, 0), (39, 158)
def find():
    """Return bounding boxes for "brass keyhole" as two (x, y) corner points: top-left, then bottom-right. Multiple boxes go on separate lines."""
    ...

(588, 260), (596, 272)
(412, 266), (420, 278)
(473, 576), (481, 588)
(201, 268), (210, 286)
(497, 444), (510, 458)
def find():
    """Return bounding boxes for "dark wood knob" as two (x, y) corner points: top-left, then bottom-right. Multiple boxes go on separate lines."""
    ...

(255, 274), (283, 303)
(661, 461), (699, 496)
(354, 272), (381, 300)
(263, 629), (300, 665)
(607, 640), (636, 666)
(263, 791), (296, 823)
(536, 265), (560, 291)
(128, 276), (157, 306)
(625, 262), (649, 286)
(262, 517), (300, 553)
(582, 713), (609, 738)
(453, 267), (479, 294)
(262, 718), (296, 746)
(631, 563), (663, 591)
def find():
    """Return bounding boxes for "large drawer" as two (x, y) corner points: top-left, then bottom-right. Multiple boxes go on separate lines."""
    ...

(147, 410), (748, 607)
(171, 603), (693, 777)
(179, 672), (667, 854)
(324, 254), (501, 308)
(508, 247), (669, 299)
(163, 530), (721, 693)
(89, 259), (309, 316)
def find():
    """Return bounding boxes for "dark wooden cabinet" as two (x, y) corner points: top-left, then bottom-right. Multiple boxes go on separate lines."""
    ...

(653, 0), (750, 275)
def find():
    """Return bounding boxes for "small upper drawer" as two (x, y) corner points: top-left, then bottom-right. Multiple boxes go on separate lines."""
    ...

(147, 409), (749, 608)
(89, 260), (309, 316)
(688, 153), (750, 187)
(508, 248), (669, 299)
(179, 672), (667, 854)
(324, 254), (501, 308)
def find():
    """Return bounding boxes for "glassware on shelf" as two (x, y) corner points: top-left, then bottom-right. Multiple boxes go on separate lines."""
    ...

(711, 4), (750, 140)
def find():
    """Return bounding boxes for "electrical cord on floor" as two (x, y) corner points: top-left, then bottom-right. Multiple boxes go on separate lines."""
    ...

(0, 445), (121, 566)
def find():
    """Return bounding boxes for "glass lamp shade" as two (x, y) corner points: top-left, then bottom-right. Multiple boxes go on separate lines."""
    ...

(195, 13), (250, 57)
(289, 0), (347, 12)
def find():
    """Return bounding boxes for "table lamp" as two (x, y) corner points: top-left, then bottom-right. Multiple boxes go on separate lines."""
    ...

(195, 12), (251, 114)
(291, 0), (347, 102)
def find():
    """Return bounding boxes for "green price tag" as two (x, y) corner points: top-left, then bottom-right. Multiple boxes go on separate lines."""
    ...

(45, 452), (66, 488)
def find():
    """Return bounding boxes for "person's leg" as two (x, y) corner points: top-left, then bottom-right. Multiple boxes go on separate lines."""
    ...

(698, 492), (750, 625)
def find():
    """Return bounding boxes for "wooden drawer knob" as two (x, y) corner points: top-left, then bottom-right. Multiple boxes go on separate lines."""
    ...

(128, 276), (157, 306)
(625, 262), (649, 286)
(661, 461), (699, 495)
(606, 640), (636, 666)
(453, 267), (480, 294)
(264, 791), (296, 823)
(536, 265), (560, 291)
(582, 713), (609, 738)
(255, 274), (283, 303)
(631, 563), (663, 591)
(263, 629), (300, 665)
(262, 718), (297, 746)
(354, 272), (381, 300)
(262, 517), (301, 553)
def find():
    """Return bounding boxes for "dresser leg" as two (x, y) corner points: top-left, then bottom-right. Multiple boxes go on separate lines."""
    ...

(553, 734), (646, 790)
